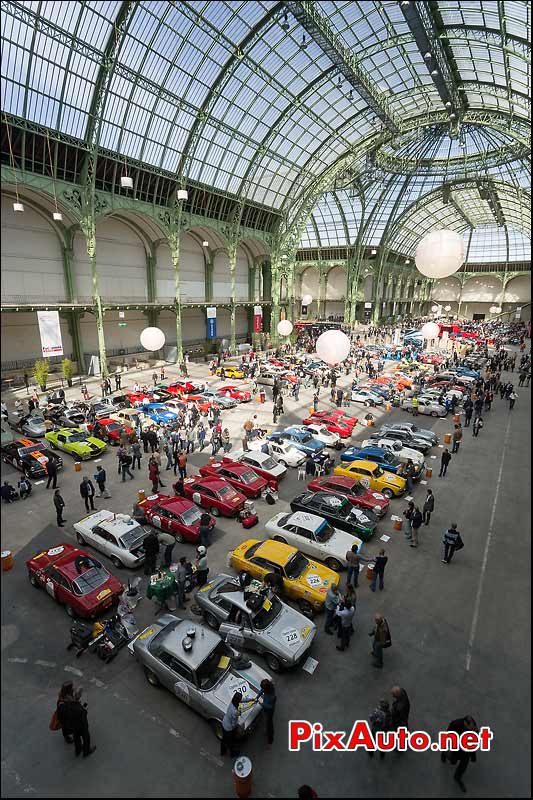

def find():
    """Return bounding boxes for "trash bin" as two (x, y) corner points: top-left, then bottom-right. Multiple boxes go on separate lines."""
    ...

(137, 489), (146, 503)
(366, 563), (375, 581)
(233, 756), (253, 799)
(1, 551), (14, 571)
(425, 467), (433, 479)
(74, 461), (82, 472)
(444, 433), (452, 445)
(453, 414), (460, 424)
(385, 403), (391, 412)
(393, 519), (403, 531)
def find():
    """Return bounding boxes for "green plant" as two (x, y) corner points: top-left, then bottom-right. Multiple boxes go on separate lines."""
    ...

(61, 358), (74, 381)
(33, 359), (49, 389)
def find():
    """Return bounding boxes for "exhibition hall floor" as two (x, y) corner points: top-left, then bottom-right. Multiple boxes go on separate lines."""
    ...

(1, 359), (530, 798)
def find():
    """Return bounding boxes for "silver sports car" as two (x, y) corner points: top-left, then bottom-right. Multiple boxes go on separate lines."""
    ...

(196, 574), (316, 672)
(131, 614), (270, 739)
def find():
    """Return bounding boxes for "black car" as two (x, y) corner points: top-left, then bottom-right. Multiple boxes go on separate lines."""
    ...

(1, 438), (63, 477)
(289, 491), (378, 541)
(369, 428), (430, 454)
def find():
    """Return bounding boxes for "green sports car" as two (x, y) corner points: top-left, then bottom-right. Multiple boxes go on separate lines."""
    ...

(45, 427), (107, 460)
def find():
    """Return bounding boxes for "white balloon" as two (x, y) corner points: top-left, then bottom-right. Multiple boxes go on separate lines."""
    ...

(415, 230), (465, 278)
(316, 330), (351, 365)
(302, 294), (313, 306)
(140, 326), (165, 351)
(277, 319), (293, 337)
(421, 322), (440, 339)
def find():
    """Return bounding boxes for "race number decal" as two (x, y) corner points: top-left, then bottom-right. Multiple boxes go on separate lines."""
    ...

(282, 627), (300, 646)
(359, 477), (371, 488)
(152, 515), (161, 528)
(372, 493), (384, 500)
(47, 546), (64, 557)
(306, 574), (322, 587)
(192, 492), (201, 505)
(230, 680), (249, 697)
(147, 495), (159, 501)
(174, 682), (190, 704)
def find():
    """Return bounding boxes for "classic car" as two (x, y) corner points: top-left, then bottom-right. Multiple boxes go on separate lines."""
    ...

(292, 424), (342, 449)
(1, 437), (63, 477)
(265, 511), (362, 570)
(87, 417), (133, 444)
(45, 427), (107, 459)
(200, 389), (237, 409)
(138, 403), (180, 425)
(215, 366), (245, 379)
(74, 510), (150, 568)
(198, 460), (268, 498)
(218, 385), (252, 403)
(401, 397), (448, 417)
(196, 574), (316, 672)
(229, 450), (287, 485)
(341, 445), (424, 479)
(306, 474), (389, 517)
(369, 428), (431, 454)
(26, 543), (123, 619)
(349, 388), (384, 406)
(380, 421), (439, 445)
(305, 411), (357, 435)
(289, 492), (377, 541)
(44, 406), (87, 429)
(182, 476), (246, 517)
(133, 493), (215, 544)
(333, 459), (407, 498)
(248, 438), (306, 468)
(267, 428), (325, 457)
(7, 410), (47, 437)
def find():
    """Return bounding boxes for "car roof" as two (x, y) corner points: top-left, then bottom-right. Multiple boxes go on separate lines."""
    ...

(159, 619), (220, 669)
(211, 461), (250, 475)
(81, 510), (142, 535)
(254, 539), (297, 565)
(286, 510), (328, 531)
(319, 474), (358, 488)
(187, 476), (231, 491)
(343, 459), (378, 471)
(156, 496), (195, 513)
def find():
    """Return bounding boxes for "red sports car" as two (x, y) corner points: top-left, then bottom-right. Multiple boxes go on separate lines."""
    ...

(26, 543), (123, 619)
(199, 459), (268, 498)
(427, 380), (468, 394)
(218, 385), (252, 403)
(303, 413), (354, 438)
(182, 476), (246, 517)
(306, 474), (390, 518)
(311, 409), (358, 428)
(162, 381), (196, 396)
(88, 417), (133, 445)
(125, 390), (154, 405)
(179, 394), (220, 414)
(133, 493), (215, 544)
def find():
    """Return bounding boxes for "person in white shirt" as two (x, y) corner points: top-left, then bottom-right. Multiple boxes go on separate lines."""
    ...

(221, 692), (243, 757)
(335, 601), (355, 652)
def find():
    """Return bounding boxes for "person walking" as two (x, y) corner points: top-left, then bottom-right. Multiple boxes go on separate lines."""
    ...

(390, 686), (410, 732)
(403, 501), (415, 541)
(220, 693), (243, 758)
(152, 371), (158, 386)
(55, 681), (80, 745)
(63, 691), (96, 758)
(80, 477), (95, 512)
(442, 523), (463, 563)
(195, 546), (209, 587)
(508, 390), (518, 410)
(410, 506), (423, 548)
(131, 440), (142, 471)
(175, 556), (188, 608)
(45, 457), (59, 490)
(422, 489), (434, 525)
(472, 415), (484, 437)
(439, 448), (452, 477)
(411, 395), (419, 416)
(368, 699), (391, 759)
(120, 450), (134, 482)
(452, 424), (462, 454)
(143, 530), (159, 575)
(199, 512), (212, 548)
(440, 715), (479, 792)
(345, 544), (362, 588)
(335, 598), (355, 652)
(369, 613), (391, 669)
(370, 549), (388, 592)
(257, 679), (276, 745)
(463, 397), (473, 427)
(94, 466), (108, 498)
(177, 451), (187, 479)
(54, 489), (66, 526)
(157, 530), (175, 568)
(324, 584), (340, 634)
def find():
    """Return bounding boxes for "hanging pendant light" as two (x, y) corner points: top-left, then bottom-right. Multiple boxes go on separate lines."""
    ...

(202, 241), (209, 247)
(121, 175), (133, 189)
(13, 201), (24, 212)
(177, 189), (188, 201)
(53, 211), (63, 221)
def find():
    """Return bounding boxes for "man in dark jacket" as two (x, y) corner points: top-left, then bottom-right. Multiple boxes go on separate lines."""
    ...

(422, 488), (435, 525)
(410, 507), (423, 548)
(79, 477), (95, 512)
(46, 457), (58, 489)
(451, 424), (462, 454)
(442, 523), (462, 563)
(369, 613), (391, 669)
(440, 715), (479, 792)
(390, 686), (410, 731)
(463, 397), (473, 427)
(370, 549), (388, 592)
(63, 693), (96, 758)
(439, 448), (452, 477)
(53, 489), (65, 526)
(143, 530), (160, 575)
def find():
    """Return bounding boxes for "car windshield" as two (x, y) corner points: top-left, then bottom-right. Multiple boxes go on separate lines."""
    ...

(251, 594), (283, 630)
(239, 470), (258, 486)
(107, 422), (122, 432)
(373, 466), (384, 477)
(315, 521), (334, 543)
(218, 485), (236, 500)
(72, 566), (108, 595)
(285, 552), (309, 580)
(68, 432), (89, 442)
(180, 506), (202, 526)
(18, 444), (44, 456)
(261, 457), (277, 470)
(196, 640), (233, 690)
(299, 434), (312, 443)
(383, 452), (398, 465)
(119, 524), (147, 549)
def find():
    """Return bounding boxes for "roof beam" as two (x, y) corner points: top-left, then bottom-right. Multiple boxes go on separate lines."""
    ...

(400, 0), (465, 119)
(443, 185), (476, 228)
(498, 1), (516, 118)
(477, 179), (506, 227)
(284, 1), (400, 133)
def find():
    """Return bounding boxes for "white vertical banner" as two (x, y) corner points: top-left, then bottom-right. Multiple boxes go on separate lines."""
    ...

(37, 310), (63, 358)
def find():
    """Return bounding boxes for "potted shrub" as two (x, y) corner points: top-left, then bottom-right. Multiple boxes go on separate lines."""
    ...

(61, 358), (74, 387)
(33, 359), (49, 392)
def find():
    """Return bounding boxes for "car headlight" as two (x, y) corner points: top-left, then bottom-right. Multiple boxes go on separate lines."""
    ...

(375, 505), (382, 512)
(314, 601), (322, 609)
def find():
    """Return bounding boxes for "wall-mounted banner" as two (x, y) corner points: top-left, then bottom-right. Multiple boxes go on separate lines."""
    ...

(207, 307), (217, 339)
(37, 310), (63, 357)
(253, 305), (263, 333)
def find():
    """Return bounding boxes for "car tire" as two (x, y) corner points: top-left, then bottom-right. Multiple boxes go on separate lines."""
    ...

(64, 604), (76, 618)
(210, 507), (220, 517)
(76, 533), (86, 545)
(112, 557), (123, 569)
(335, 442), (343, 450)
(204, 612), (219, 630)
(325, 557), (342, 572)
(278, 460), (287, 468)
(264, 653), (283, 673)
(209, 719), (223, 740)
(50, 441), (58, 450)
(383, 489), (394, 499)
(273, 535), (287, 544)
(28, 571), (39, 588)
(431, 411), (438, 417)
(144, 667), (161, 687)
(298, 599), (315, 618)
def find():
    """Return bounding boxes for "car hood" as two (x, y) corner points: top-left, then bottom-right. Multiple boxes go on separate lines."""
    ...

(211, 662), (267, 710)
(347, 508), (377, 530)
(264, 605), (316, 657)
(296, 438), (323, 452)
(70, 436), (106, 451)
(325, 527), (363, 557)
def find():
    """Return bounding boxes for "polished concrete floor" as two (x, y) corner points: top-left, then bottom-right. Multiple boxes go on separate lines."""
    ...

(1, 356), (530, 798)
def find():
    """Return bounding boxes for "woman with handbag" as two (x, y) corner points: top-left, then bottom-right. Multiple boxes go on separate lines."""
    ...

(52, 681), (80, 744)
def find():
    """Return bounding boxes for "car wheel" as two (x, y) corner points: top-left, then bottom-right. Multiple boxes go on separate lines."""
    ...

(50, 441), (58, 450)
(264, 652), (283, 673)
(111, 557), (123, 569)
(210, 507), (220, 517)
(174, 532), (184, 543)
(144, 667), (161, 687)
(325, 557), (342, 572)
(298, 599), (315, 618)
(64, 604), (76, 618)
(431, 411), (438, 417)
(28, 571), (39, 588)
(278, 460), (287, 468)
(204, 612), (219, 630)
(273, 535), (287, 544)
(209, 719), (223, 740)
(76, 533), (86, 546)
(383, 489), (394, 499)
(335, 442), (343, 450)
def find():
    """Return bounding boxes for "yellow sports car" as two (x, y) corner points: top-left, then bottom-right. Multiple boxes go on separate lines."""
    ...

(230, 539), (339, 617)
(334, 459), (406, 498)
(215, 366), (245, 379)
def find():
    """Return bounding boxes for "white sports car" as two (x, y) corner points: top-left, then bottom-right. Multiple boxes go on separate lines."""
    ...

(265, 511), (362, 572)
(230, 449), (287, 481)
(361, 438), (424, 467)
(292, 424), (341, 449)
(249, 438), (305, 468)
(74, 510), (150, 569)
(401, 397), (447, 417)
(350, 388), (384, 406)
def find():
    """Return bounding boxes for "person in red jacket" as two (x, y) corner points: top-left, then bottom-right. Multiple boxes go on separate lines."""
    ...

(148, 458), (160, 494)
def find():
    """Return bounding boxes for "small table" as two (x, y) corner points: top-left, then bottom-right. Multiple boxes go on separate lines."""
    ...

(146, 572), (178, 612)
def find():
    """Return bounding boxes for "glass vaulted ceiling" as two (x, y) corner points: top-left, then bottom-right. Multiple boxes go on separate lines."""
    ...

(0, 0), (531, 251)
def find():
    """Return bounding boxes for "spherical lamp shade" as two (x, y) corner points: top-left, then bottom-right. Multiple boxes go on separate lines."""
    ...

(431, 304), (439, 313)
(415, 229), (465, 278)
(302, 294), (313, 306)
(444, 305), (451, 312)
(421, 322), (440, 339)
(316, 330), (351, 365)
(494, 306), (502, 313)
(489, 305), (497, 313)
(277, 319), (293, 337)
(140, 326), (166, 351)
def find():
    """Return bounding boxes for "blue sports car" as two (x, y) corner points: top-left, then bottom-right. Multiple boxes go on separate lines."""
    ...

(138, 403), (179, 425)
(268, 428), (325, 458)
(340, 445), (423, 479)
(454, 366), (480, 378)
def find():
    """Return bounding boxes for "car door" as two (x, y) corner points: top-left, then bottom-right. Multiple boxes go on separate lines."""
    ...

(219, 604), (255, 651)
(90, 525), (113, 558)
(292, 525), (319, 560)
(57, 433), (68, 452)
